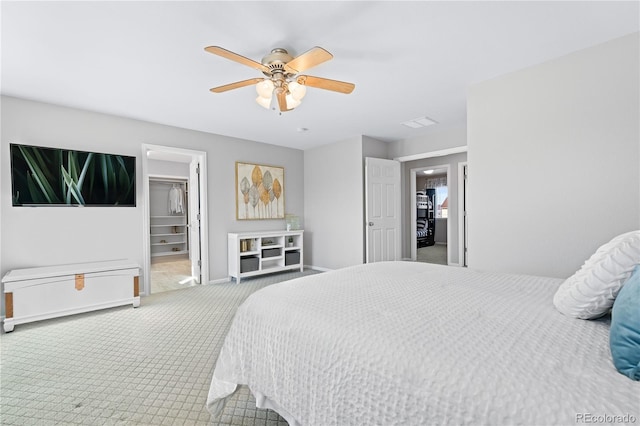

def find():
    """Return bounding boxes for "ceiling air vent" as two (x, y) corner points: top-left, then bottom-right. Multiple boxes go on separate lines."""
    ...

(401, 116), (437, 129)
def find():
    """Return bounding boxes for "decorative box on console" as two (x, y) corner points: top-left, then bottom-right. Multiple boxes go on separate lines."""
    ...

(262, 248), (280, 258)
(285, 252), (300, 266)
(240, 257), (259, 273)
(2, 259), (140, 332)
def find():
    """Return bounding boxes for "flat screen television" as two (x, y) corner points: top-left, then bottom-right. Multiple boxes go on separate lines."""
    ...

(10, 143), (136, 207)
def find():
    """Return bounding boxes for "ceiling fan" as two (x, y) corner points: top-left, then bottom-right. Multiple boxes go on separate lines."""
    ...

(204, 45), (355, 112)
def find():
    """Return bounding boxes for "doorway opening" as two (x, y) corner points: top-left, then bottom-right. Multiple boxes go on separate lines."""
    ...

(148, 177), (195, 293)
(142, 144), (208, 295)
(397, 146), (467, 266)
(413, 166), (449, 265)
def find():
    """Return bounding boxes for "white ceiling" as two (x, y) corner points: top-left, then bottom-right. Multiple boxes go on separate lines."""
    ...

(2, 1), (638, 150)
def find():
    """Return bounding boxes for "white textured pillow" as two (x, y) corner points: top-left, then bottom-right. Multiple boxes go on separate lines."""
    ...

(553, 230), (640, 319)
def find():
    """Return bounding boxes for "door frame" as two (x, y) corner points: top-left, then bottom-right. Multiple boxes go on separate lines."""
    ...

(395, 145), (468, 266)
(141, 144), (209, 295)
(458, 162), (468, 267)
(409, 164), (451, 263)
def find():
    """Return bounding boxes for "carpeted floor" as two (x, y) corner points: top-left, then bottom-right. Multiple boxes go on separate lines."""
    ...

(0, 269), (319, 425)
(417, 243), (448, 265)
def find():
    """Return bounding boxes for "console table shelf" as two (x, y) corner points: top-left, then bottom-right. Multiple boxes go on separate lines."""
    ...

(228, 230), (304, 283)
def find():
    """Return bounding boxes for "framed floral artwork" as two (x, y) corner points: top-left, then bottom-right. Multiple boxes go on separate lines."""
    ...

(236, 162), (284, 220)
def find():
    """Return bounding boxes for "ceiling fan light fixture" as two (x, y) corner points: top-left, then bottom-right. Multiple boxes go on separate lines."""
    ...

(285, 93), (301, 109)
(256, 79), (275, 98)
(287, 81), (307, 101)
(256, 95), (272, 109)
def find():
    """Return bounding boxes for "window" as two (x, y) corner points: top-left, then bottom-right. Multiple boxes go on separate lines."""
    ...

(435, 186), (448, 218)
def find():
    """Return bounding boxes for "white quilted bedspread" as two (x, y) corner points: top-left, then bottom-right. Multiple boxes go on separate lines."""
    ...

(207, 262), (639, 425)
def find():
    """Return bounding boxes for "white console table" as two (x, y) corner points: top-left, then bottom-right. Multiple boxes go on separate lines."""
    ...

(2, 259), (140, 332)
(228, 230), (303, 283)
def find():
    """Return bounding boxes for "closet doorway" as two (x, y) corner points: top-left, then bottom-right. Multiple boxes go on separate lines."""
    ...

(142, 144), (209, 295)
(149, 177), (192, 292)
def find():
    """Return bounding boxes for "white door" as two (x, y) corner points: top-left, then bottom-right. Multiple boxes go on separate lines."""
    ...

(188, 161), (202, 283)
(365, 157), (401, 262)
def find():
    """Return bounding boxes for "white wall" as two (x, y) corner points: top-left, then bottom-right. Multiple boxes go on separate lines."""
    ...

(389, 125), (467, 160)
(148, 159), (189, 177)
(304, 136), (364, 269)
(1, 96), (305, 287)
(362, 135), (389, 159)
(468, 32), (640, 278)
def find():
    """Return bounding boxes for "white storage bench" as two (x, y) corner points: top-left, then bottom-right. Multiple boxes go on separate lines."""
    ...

(2, 259), (140, 332)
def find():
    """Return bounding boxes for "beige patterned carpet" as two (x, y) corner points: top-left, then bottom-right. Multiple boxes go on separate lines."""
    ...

(1, 269), (319, 425)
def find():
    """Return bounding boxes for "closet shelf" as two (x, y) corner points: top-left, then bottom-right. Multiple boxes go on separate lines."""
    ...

(151, 250), (188, 257)
(151, 215), (185, 219)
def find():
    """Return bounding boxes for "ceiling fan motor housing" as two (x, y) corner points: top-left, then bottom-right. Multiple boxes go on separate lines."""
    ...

(261, 48), (295, 77)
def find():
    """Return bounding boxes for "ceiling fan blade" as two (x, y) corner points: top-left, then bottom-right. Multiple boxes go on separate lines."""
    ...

(210, 78), (264, 93)
(205, 46), (270, 73)
(296, 75), (355, 94)
(276, 88), (290, 112)
(284, 46), (333, 74)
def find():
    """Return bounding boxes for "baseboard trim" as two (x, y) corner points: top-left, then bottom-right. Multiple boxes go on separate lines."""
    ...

(207, 267), (317, 285)
(208, 277), (232, 285)
(305, 265), (332, 272)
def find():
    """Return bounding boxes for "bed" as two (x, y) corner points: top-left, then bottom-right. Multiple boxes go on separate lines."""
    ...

(206, 260), (639, 425)
(416, 218), (432, 248)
